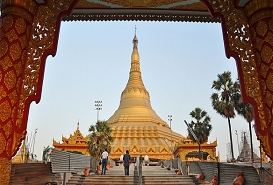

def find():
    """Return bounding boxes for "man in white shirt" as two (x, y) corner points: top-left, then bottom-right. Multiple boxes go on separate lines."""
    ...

(101, 149), (108, 175)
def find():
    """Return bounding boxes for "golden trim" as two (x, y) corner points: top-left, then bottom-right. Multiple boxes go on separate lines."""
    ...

(100, 0), (186, 7)
(14, 0), (76, 146)
(0, 157), (11, 185)
(171, 2), (207, 11)
(244, 0), (273, 19)
(2, 0), (37, 15)
(75, 0), (111, 8)
(248, 9), (273, 26)
(63, 13), (219, 22)
(207, 0), (269, 156)
(2, 7), (34, 23)
(0, 101), (11, 123)
(256, 20), (267, 37)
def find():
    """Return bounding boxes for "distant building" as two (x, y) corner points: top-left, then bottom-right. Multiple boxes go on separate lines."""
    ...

(173, 135), (218, 161)
(238, 132), (261, 163)
(12, 140), (28, 163)
(53, 122), (89, 155)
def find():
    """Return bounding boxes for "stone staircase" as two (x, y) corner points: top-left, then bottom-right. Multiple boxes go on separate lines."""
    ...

(217, 163), (260, 185)
(142, 165), (197, 185)
(66, 165), (198, 185)
(193, 161), (261, 185)
(9, 162), (263, 185)
(66, 165), (138, 185)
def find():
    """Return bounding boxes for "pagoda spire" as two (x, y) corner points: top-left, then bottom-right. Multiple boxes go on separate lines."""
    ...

(108, 30), (169, 129)
(121, 28), (149, 100)
(77, 120), (79, 130)
(106, 29), (183, 161)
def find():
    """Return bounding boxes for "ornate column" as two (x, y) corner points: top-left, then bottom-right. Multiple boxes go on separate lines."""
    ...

(203, 0), (273, 159)
(0, 0), (78, 184)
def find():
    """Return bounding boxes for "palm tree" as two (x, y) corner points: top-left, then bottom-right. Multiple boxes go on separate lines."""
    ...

(188, 107), (212, 143)
(187, 107), (212, 160)
(211, 71), (240, 161)
(87, 121), (113, 159)
(234, 93), (254, 163)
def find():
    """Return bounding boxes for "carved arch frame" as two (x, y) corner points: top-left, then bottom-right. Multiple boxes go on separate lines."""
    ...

(1, 0), (273, 183)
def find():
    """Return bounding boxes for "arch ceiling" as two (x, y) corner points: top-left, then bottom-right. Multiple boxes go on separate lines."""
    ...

(62, 0), (220, 22)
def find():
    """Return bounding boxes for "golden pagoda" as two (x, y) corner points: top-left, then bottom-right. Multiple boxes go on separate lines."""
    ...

(107, 31), (184, 160)
(52, 32), (217, 161)
(12, 140), (28, 163)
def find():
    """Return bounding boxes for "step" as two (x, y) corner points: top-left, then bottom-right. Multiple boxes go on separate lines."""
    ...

(143, 176), (193, 180)
(66, 174), (138, 185)
(66, 165), (197, 185)
(67, 182), (137, 185)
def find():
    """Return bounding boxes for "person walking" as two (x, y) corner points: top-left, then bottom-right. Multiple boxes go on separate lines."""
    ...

(101, 149), (108, 175)
(123, 150), (130, 175)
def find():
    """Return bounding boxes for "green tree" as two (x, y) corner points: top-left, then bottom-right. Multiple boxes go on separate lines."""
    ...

(42, 146), (52, 163)
(188, 107), (212, 144)
(234, 93), (255, 163)
(186, 107), (212, 160)
(87, 121), (113, 159)
(211, 71), (240, 161)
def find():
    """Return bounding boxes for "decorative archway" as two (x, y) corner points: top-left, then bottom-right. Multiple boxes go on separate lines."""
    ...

(1, 0), (273, 184)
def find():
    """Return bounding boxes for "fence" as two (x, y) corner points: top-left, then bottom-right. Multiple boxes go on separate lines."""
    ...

(51, 149), (92, 185)
(51, 149), (91, 173)
(259, 167), (273, 185)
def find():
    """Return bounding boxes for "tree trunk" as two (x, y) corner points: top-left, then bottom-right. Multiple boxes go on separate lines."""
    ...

(198, 141), (201, 161)
(227, 117), (234, 160)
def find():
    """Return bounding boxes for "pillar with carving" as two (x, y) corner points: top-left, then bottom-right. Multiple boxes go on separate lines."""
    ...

(0, 1), (37, 183)
(0, 0), (78, 184)
(202, 0), (273, 160)
(245, 1), (273, 160)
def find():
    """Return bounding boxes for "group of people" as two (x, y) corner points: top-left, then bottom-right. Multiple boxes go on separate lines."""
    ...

(102, 150), (183, 176)
(101, 149), (131, 175)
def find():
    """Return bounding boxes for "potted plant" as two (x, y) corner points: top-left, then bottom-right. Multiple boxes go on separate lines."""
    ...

(106, 164), (110, 170)
(96, 161), (102, 175)
(84, 167), (89, 177)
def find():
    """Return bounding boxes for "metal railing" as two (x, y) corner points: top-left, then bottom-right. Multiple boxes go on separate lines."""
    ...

(51, 149), (91, 185)
(51, 149), (91, 173)
(259, 167), (273, 185)
(136, 155), (143, 185)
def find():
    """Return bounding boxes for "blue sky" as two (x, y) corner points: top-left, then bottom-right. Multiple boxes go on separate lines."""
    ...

(25, 21), (260, 161)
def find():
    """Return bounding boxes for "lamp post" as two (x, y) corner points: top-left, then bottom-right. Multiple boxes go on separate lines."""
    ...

(168, 115), (172, 150)
(235, 130), (240, 160)
(168, 115), (173, 168)
(29, 128), (37, 161)
(95, 101), (102, 122)
(32, 129), (37, 155)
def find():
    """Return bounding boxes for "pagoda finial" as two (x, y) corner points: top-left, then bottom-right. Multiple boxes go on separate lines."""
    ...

(77, 120), (79, 130)
(133, 26), (138, 48)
